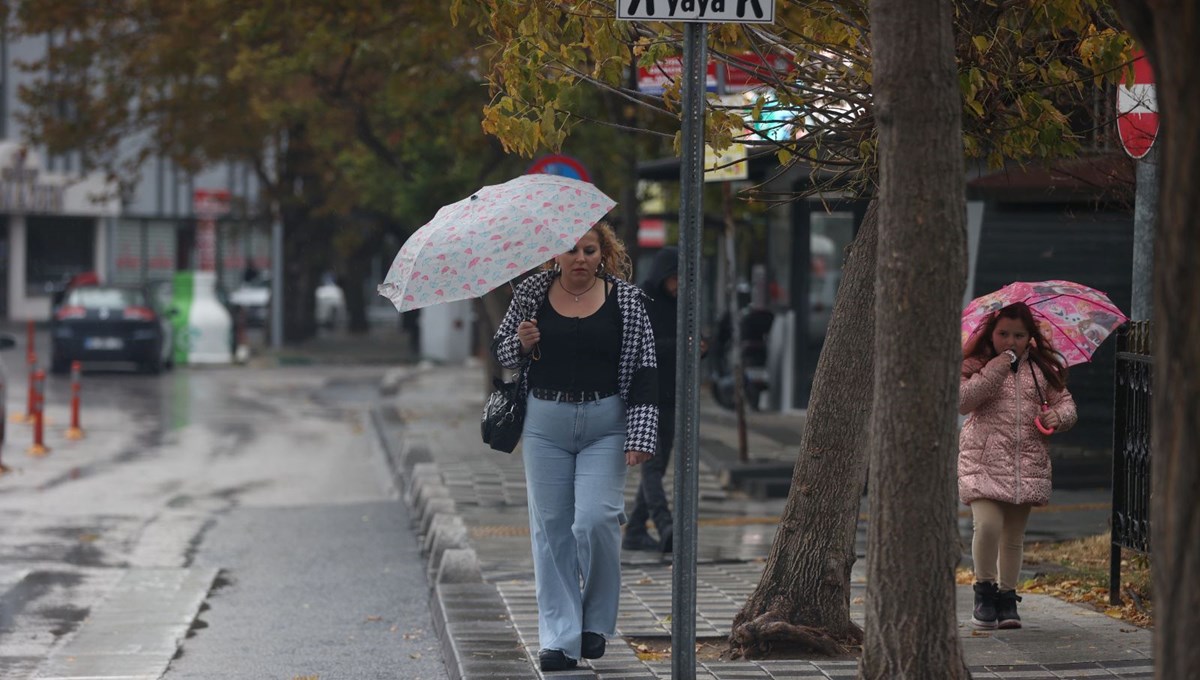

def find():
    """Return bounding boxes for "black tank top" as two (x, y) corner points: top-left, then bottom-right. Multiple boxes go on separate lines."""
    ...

(526, 283), (621, 393)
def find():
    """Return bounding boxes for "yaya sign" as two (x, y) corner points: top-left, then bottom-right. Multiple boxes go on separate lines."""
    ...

(618, 0), (775, 23)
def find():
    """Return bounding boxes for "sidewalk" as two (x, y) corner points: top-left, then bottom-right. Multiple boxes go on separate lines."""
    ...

(372, 364), (1152, 680)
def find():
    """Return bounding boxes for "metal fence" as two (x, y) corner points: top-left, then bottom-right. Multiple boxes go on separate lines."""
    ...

(1109, 320), (1152, 605)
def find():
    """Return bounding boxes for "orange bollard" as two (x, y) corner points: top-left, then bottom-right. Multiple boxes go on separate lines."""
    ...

(66, 361), (84, 440)
(27, 369), (49, 457)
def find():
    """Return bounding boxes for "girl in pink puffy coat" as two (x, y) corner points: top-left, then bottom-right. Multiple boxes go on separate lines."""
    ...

(959, 302), (1076, 630)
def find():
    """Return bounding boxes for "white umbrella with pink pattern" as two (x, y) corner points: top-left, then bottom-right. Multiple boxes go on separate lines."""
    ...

(377, 174), (616, 313)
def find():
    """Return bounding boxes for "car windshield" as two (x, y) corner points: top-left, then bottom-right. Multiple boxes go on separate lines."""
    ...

(67, 287), (146, 309)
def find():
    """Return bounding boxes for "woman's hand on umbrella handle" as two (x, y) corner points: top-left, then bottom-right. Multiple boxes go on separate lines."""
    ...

(517, 320), (540, 353)
(626, 450), (652, 466)
(1035, 403), (1057, 435)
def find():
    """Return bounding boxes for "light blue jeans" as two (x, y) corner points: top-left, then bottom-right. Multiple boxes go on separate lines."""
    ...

(522, 394), (628, 661)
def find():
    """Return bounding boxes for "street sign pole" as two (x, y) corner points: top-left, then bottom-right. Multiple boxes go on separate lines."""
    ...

(616, 4), (773, 675)
(1116, 48), (1158, 321)
(673, 21), (706, 680)
(1132, 146), (1156, 321)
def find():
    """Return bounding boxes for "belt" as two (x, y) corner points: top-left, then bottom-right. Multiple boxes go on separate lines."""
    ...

(530, 387), (619, 403)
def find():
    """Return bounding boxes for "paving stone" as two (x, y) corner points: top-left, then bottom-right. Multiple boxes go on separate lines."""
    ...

(386, 366), (1156, 680)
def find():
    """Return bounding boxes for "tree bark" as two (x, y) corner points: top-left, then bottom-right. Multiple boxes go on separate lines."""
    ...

(861, 0), (968, 675)
(727, 201), (877, 659)
(275, 122), (331, 343)
(1113, 4), (1200, 677)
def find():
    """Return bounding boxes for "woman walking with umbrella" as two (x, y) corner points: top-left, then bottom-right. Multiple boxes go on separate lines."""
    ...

(492, 221), (658, 672)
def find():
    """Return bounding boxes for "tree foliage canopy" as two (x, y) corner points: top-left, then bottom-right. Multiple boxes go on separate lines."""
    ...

(455, 0), (1135, 195)
(11, 0), (504, 225)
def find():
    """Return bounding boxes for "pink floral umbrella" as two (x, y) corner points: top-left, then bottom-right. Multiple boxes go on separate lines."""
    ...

(377, 175), (616, 313)
(961, 280), (1128, 366)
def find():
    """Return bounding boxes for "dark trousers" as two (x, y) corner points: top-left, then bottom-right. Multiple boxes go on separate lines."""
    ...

(627, 406), (675, 535)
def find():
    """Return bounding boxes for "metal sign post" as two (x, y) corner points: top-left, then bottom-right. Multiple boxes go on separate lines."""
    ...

(616, 5), (773, 677)
(1115, 49), (1158, 321)
(672, 23), (707, 679)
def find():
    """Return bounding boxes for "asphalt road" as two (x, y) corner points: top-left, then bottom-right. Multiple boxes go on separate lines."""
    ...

(0, 328), (445, 680)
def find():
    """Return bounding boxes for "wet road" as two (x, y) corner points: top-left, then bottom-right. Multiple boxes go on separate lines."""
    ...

(0, 355), (445, 679)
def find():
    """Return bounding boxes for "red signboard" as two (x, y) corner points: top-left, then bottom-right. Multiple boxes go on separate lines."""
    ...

(638, 218), (666, 248)
(638, 57), (718, 94)
(637, 52), (788, 95)
(723, 53), (791, 92)
(193, 188), (231, 272)
(1116, 50), (1158, 160)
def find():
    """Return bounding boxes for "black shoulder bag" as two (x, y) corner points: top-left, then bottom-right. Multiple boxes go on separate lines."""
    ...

(482, 290), (540, 453)
(481, 370), (526, 453)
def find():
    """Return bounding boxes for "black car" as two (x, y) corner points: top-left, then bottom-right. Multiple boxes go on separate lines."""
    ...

(50, 286), (175, 374)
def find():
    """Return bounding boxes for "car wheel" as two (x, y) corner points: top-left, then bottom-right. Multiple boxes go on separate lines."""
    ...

(142, 354), (163, 375)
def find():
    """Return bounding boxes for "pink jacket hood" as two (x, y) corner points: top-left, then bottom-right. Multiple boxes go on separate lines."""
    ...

(958, 354), (1077, 506)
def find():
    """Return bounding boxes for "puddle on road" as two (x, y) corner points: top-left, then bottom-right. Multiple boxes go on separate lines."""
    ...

(0, 571), (87, 633)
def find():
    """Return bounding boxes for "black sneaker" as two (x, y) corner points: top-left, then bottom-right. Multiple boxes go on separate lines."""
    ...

(581, 631), (606, 659)
(996, 589), (1022, 629)
(622, 529), (660, 551)
(659, 524), (673, 554)
(538, 649), (578, 672)
(972, 581), (999, 629)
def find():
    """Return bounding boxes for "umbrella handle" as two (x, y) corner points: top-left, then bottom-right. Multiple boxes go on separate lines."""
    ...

(1035, 403), (1055, 435)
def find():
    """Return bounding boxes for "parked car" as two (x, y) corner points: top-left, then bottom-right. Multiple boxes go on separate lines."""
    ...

(315, 274), (346, 329)
(228, 274), (347, 329)
(228, 277), (270, 327)
(50, 286), (175, 374)
(0, 332), (17, 428)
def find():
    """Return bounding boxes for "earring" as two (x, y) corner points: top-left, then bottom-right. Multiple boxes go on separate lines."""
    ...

(597, 261), (606, 276)
(552, 261), (561, 274)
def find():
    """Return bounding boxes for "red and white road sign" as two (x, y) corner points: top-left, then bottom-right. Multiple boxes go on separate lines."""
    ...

(1116, 50), (1157, 160)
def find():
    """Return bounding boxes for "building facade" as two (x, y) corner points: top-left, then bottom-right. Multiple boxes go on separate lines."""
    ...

(1, 29), (268, 321)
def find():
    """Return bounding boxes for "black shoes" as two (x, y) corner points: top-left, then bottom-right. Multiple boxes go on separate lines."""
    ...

(538, 635), (603, 670)
(972, 581), (999, 629)
(581, 631), (606, 659)
(538, 649), (577, 672)
(996, 589), (1023, 629)
(622, 529), (660, 551)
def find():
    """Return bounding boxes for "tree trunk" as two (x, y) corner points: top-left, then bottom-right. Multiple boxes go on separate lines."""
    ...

(276, 122), (331, 344)
(1113, 4), (1200, 677)
(861, 0), (968, 676)
(281, 213), (320, 343)
(727, 201), (877, 659)
(343, 248), (371, 335)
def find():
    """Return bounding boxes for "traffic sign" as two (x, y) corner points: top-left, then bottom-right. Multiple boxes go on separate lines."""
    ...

(617, 0), (775, 23)
(526, 154), (591, 182)
(1116, 50), (1157, 160)
(193, 188), (231, 220)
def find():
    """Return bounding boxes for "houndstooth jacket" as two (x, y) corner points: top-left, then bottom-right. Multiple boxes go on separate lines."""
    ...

(490, 269), (659, 455)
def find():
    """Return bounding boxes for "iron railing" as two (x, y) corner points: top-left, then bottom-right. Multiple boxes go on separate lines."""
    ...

(1110, 321), (1152, 605)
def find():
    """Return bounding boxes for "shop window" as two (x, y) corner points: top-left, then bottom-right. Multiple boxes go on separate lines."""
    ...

(26, 216), (95, 297)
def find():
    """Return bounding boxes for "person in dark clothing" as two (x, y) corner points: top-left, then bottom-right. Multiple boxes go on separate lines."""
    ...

(624, 246), (685, 553)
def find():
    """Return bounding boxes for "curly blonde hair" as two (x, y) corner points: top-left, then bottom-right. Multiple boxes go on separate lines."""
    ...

(542, 220), (633, 281)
